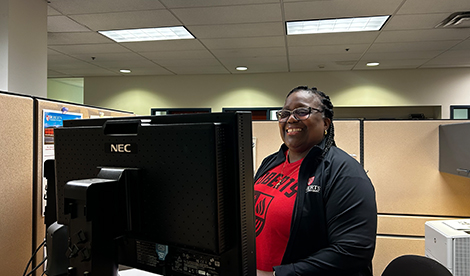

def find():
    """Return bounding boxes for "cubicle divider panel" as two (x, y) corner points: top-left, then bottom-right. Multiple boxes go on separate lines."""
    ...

(334, 120), (362, 163)
(364, 120), (470, 217)
(252, 120), (362, 171)
(364, 120), (470, 276)
(33, 99), (134, 274)
(252, 121), (283, 170)
(0, 92), (34, 276)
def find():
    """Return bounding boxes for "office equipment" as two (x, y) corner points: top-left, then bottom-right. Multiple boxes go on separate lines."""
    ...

(53, 112), (256, 276)
(439, 122), (470, 178)
(425, 219), (470, 276)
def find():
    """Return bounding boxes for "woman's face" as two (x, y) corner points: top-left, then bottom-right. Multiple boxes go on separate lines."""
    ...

(279, 90), (331, 156)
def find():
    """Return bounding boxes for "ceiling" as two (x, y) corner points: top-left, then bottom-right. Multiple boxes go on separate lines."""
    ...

(47, 0), (470, 78)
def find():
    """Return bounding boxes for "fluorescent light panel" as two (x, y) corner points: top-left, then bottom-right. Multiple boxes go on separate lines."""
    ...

(99, 26), (194, 42)
(287, 16), (390, 35)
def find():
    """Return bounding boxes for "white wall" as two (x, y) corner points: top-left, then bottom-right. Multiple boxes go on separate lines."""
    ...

(84, 68), (470, 118)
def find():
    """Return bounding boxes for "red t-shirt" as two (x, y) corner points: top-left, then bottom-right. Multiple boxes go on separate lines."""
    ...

(254, 155), (302, 271)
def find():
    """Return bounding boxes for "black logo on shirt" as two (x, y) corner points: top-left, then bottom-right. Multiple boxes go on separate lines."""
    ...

(254, 191), (273, 237)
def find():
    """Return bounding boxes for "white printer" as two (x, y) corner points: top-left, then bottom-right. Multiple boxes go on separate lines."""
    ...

(425, 219), (470, 276)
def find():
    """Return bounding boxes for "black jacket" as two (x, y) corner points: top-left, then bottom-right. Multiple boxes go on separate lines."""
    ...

(255, 141), (377, 276)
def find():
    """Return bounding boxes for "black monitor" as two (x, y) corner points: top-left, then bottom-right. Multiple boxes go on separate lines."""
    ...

(53, 112), (256, 276)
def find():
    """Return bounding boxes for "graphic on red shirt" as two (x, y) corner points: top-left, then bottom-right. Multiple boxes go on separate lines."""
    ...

(254, 191), (274, 236)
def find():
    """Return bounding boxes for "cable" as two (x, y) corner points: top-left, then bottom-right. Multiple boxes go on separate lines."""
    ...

(22, 239), (46, 276)
(25, 257), (47, 276)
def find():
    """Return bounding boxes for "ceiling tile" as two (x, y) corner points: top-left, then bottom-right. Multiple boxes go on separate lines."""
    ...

(354, 58), (429, 69)
(289, 44), (369, 56)
(397, 0), (470, 15)
(284, 0), (403, 21)
(156, 58), (222, 67)
(360, 50), (442, 60)
(48, 32), (111, 45)
(141, 50), (216, 60)
(376, 29), (470, 43)
(211, 47), (286, 58)
(122, 40), (207, 52)
(161, 0), (279, 8)
(200, 36), (285, 49)
(187, 22), (284, 39)
(48, 0), (165, 15)
(165, 65), (230, 75)
(49, 44), (131, 55)
(48, 16), (90, 32)
(383, 13), (453, 30)
(287, 32), (379, 46)
(368, 41), (462, 52)
(423, 50), (470, 67)
(171, 4), (282, 25)
(69, 10), (181, 31)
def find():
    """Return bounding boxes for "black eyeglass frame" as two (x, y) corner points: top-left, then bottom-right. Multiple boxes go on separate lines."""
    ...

(276, 106), (323, 122)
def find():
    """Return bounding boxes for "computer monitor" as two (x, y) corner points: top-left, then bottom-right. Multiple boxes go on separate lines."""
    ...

(53, 112), (256, 276)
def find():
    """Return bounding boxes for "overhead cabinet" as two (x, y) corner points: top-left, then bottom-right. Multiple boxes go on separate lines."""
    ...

(439, 122), (470, 177)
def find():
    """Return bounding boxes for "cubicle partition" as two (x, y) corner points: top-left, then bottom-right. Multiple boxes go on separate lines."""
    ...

(252, 119), (470, 276)
(364, 120), (470, 275)
(0, 92), (35, 276)
(0, 91), (133, 276)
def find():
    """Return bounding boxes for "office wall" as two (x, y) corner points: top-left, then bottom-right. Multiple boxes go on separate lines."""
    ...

(84, 68), (470, 117)
(47, 78), (84, 104)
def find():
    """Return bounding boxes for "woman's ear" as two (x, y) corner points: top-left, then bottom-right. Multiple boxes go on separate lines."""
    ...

(323, 118), (331, 131)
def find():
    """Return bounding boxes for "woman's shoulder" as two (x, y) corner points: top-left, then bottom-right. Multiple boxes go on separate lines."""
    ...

(326, 146), (359, 163)
(323, 146), (367, 175)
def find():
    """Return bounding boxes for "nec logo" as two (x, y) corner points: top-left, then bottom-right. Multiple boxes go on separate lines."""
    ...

(105, 143), (137, 154)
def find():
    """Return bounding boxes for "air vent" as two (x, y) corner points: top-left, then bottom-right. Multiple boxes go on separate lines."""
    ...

(436, 12), (470, 28)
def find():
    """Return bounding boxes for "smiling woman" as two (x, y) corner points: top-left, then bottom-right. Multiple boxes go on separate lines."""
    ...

(254, 86), (377, 276)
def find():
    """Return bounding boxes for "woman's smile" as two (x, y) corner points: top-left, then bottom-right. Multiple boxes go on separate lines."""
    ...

(286, 127), (303, 134)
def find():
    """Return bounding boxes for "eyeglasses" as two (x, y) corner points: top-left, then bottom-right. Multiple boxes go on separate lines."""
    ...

(276, 107), (323, 122)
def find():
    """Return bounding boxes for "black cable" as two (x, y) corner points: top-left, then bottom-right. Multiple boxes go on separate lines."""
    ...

(25, 257), (47, 276)
(22, 240), (46, 276)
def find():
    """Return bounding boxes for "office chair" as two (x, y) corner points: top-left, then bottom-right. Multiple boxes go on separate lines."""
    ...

(381, 255), (453, 276)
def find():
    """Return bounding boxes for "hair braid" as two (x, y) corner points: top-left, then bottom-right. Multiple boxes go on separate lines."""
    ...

(286, 86), (336, 157)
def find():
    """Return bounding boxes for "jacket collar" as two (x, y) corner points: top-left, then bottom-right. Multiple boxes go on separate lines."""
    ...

(277, 138), (327, 164)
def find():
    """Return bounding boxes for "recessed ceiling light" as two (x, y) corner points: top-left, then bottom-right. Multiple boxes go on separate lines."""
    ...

(236, 66), (248, 71)
(366, 62), (380, 67)
(99, 26), (195, 43)
(120, 69), (132, 73)
(286, 15), (390, 35)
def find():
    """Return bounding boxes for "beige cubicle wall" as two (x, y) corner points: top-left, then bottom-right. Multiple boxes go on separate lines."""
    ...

(252, 119), (470, 276)
(33, 99), (133, 275)
(363, 120), (470, 275)
(0, 92), (34, 276)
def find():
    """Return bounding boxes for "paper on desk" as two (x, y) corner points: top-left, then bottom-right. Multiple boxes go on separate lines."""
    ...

(443, 219), (470, 231)
(118, 268), (162, 276)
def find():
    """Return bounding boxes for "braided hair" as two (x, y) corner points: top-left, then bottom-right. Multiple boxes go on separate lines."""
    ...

(286, 86), (336, 157)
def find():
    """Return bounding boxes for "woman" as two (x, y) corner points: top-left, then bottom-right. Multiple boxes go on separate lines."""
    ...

(254, 86), (377, 276)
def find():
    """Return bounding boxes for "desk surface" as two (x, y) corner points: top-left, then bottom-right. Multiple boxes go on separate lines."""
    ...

(119, 268), (161, 276)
